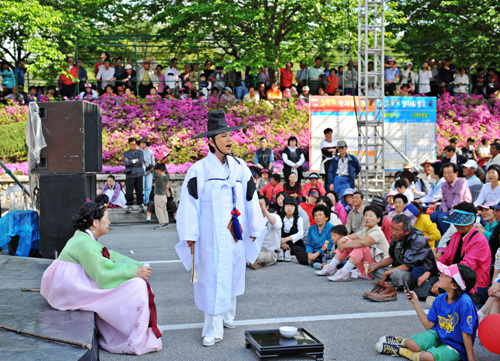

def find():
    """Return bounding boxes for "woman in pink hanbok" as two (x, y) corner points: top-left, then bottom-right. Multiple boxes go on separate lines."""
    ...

(40, 202), (162, 355)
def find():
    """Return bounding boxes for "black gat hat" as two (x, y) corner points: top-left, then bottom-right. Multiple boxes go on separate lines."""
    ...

(193, 110), (246, 139)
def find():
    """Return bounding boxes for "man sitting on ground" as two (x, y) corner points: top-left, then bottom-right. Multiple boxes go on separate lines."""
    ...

(364, 214), (435, 302)
(249, 195), (282, 270)
(345, 191), (366, 233)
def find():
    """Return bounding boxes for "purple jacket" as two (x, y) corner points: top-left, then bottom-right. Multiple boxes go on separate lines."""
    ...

(101, 182), (123, 203)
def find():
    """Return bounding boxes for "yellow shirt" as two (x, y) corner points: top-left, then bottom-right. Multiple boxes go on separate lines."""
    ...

(141, 70), (151, 85)
(414, 214), (441, 249)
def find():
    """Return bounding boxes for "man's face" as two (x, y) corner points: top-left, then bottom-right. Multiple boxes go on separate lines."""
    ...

(337, 145), (347, 156)
(445, 60), (451, 67)
(368, 63), (373, 71)
(352, 194), (362, 207)
(462, 167), (474, 177)
(324, 62), (330, 69)
(423, 163), (432, 175)
(19, 61), (24, 69)
(129, 141), (137, 151)
(78, 60), (83, 67)
(450, 141), (457, 149)
(325, 131), (332, 142)
(172, 60), (178, 68)
(104, 62), (110, 70)
(116, 59), (122, 67)
(300, 63), (306, 69)
(315, 59), (321, 66)
(67, 57), (74, 65)
(143, 63), (150, 70)
(390, 222), (410, 242)
(260, 139), (267, 149)
(494, 208), (500, 222)
(140, 142), (147, 150)
(443, 166), (457, 184)
(18, 84), (24, 93)
(444, 150), (453, 159)
(211, 132), (234, 154)
(491, 146), (499, 157)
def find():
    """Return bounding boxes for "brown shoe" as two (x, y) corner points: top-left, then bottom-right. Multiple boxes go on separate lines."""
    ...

(363, 280), (385, 299)
(367, 282), (397, 302)
(249, 261), (262, 270)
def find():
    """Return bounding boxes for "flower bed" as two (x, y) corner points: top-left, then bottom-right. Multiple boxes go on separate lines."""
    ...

(2, 94), (500, 176)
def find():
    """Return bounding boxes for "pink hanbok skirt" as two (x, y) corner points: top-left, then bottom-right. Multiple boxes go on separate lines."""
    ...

(40, 260), (162, 355)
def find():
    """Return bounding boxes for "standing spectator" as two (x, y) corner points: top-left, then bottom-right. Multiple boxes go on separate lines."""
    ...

(243, 85), (259, 105)
(417, 61), (433, 95)
(140, 138), (155, 206)
(279, 62), (294, 91)
(453, 67), (469, 95)
(96, 58), (116, 95)
(324, 68), (339, 95)
(399, 62), (416, 90)
(259, 173), (283, 204)
(487, 67), (500, 96)
(438, 57), (457, 95)
(113, 58), (126, 90)
(343, 61), (357, 96)
(309, 57), (324, 95)
(210, 66), (226, 91)
(202, 60), (213, 80)
(266, 82), (282, 101)
(282, 136), (306, 182)
(327, 140), (361, 196)
(478, 138), (492, 168)
(60, 56), (78, 98)
(430, 163), (472, 234)
(384, 57), (399, 95)
(295, 62), (308, 93)
(155, 65), (166, 95)
(153, 163), (170, 230)
(254, 137), (274, 171)
(16, 61), (25, 86)
(180, 64), (192, 89)
(137, 59), (158, 98)
(1, 62), (16, 96)
(122, 137), (145, 213)
(122, 64), (136, 92)
(248, 195), (282, 270)
(189, 63), (199, 84)
(94, 51), (109, 93)
(488, 142), (500, 167)
(258, 67), (270, 89)
(345, 191), (366, 234)
(471, 72), (488, 98)
(77, 59), (88, 93)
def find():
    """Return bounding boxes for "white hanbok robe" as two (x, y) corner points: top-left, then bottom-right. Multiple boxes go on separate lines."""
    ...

(176, 152), (265, 316)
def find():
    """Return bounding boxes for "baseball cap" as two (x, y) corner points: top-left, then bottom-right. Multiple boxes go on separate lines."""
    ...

(490, 202), (500, 210)
(308, 189), (320, 197)
(337, 140), (347, 147)
(308, 173), (320, 179)
(462, 160), (478, 169)
(477, 201), (496, 210)
(84, 83), (92, 88)
(302, 86), (310, 91)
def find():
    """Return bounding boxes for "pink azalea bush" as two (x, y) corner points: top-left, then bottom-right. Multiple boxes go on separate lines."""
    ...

(3, 94), (500, 176)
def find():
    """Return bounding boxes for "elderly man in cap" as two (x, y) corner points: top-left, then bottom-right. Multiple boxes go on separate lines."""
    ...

(327, 140), (361, 197)
(487, 142), (500, 167)
(364, 214), (435, 302)
(462, 160), (483, 189)
(299, 85), (310, 102)
(384, 56), (399, 95)
(122, 64), (137, 91)
(176, 110), (265, 347)
(140, 138), (155, 206)
(137, 58), (159, 98)
(414, 202), (491, 303)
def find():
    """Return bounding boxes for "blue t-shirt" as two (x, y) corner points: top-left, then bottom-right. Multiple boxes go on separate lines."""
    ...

(427, 293), (478, 361)
(305, 222), (333, 253)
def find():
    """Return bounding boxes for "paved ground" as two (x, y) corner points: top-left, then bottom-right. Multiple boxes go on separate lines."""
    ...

(98, 222), (500, 361)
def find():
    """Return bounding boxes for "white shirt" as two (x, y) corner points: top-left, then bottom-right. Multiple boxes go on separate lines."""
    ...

(320, 139), (336, 149)
(96, 67), (115, 89)
(418, 69), (433, 94)
(262, 213), (282, 251)
(164, 66), (180, 88)
(474, 182), (500, 207)
(478, 145), (490, 157)
(337, 156), (348, 176)
(282, 147), (305, 167)
(454, 74), (469, 94)
(489, 154), (500, 167)
(402, 189), (414, 203)
(282, 216), (304, 243)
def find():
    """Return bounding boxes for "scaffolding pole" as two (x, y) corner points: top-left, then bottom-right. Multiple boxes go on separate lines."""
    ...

(357, 0), (385, 199)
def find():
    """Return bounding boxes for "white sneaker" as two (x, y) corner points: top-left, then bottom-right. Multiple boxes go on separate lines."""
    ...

(223, 320), (235, 329)
(327, 270), (352, 282)
(202, 328), (222, 347)
(277, 250), (284, 262)
(425, 296), (436, 309)
(283, 251), (292, 262)
(315, 266), (337, 276)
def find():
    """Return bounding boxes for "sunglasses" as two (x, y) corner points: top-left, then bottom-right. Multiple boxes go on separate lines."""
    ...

(337, 146), (345, 149)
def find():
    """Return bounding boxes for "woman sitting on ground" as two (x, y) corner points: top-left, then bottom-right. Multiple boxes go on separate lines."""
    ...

(305, 205), (334, 268)
(325, 190), (347, 225)
(283, 172), (303, 200)
(40, 202), (162, 355)
(101, 175), (127, 208)
(278, 196), (308, 265)
(316, 205), (389, 281)
(476, 201), (498, 242)
(412, 201), (441, 249)
(387, 194), (418, 225)
(316, 195), (342, 226)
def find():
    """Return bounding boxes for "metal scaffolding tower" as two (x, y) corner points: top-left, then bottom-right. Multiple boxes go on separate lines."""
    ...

(357, 0), (385, 199)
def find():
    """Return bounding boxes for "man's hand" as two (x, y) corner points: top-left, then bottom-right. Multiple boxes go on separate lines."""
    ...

(431, 283), (440, 295)
(367, 264), (378, 274)
(187, 241), (195, 247)
(382, 269), (393, 281)
(418, 272), (430, 286)
(124, 157), (129, 161)
(250, 236), (256, 242)
(136, 266), (152, 280)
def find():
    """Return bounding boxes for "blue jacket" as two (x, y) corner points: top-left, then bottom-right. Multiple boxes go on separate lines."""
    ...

(327, 154), (361, 189)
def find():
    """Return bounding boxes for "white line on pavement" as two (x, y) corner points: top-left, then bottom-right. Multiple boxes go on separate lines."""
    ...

(159, 309), (425, 331)
(140, 260), (182, 264)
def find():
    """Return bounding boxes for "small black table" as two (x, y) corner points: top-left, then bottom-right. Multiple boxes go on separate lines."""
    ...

(245, 328), (324, 360)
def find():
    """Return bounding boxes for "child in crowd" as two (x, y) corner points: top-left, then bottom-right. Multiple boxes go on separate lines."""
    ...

(317, 224), (348, 270)
(385, 190), (397, 214)
(395, 178), (414, 203)
(153, 163), (170, 230)
(376, 262), (478, 361)
(305, 205), (333, 268)
(198, 75), (211, 98)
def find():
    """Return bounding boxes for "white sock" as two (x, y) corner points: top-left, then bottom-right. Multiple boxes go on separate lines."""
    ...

(341, 261), (356, 273)
(326, 258), (341, 270)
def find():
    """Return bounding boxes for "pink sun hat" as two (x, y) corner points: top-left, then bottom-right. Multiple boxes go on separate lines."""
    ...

(437, 262), (466, 290)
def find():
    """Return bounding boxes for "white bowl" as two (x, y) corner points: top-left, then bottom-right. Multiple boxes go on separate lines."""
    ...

(279, 326), (298, 338)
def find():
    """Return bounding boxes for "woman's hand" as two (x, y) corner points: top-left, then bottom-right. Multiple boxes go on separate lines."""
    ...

(293, 164), (299, 169)
(137, 266), (152, 281)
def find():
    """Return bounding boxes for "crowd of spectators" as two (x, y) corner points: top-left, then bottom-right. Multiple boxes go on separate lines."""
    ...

(2, 53), (499, 105)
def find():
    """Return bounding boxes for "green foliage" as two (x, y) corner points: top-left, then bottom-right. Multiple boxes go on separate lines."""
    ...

(0, 121), (28, 162)
(387, 0), (500, 65)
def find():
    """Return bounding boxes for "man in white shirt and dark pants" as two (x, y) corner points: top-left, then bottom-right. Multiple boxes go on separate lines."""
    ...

(249, 195), (283, 269)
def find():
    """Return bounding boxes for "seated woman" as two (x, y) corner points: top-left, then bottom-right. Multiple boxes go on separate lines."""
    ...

(275, 191), (309, 239)
(278, 196), (308, 265)
(303, 173), (326, 196)
(474, 164), (500, 207)
(412, 201), (441, 249)
(283, 172), (303, 200)
(340, 188), (355, 214)
(40, 202), (162, 355)
(316, 205), (389, 281)
(476, 201), (498, 242)
(101, 175), (127, 208)
(305, 205), (334, 268)
(316, 195), (342, 226)
(326, 190), (347, 225)
(387, 194), (418, 225)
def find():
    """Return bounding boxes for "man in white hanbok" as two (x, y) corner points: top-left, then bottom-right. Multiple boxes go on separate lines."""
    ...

(176, 110), (265, 347)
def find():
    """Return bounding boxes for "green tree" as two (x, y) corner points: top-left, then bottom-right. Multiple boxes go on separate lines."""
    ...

(387, 0), (500, 66)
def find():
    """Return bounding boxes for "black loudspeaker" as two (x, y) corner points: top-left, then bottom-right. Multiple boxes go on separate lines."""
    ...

(34, 101), (102, 174)
(39, 174), (96, 259)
